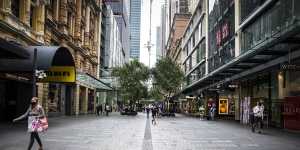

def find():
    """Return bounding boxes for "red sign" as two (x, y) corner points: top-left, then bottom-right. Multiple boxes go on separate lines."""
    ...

(283, 96), (300, 130)
(216, 22), (230, 47)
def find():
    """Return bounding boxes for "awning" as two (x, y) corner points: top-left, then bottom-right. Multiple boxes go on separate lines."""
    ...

(77, 72), (113, 91)
(0, 46), (75, 72)
(0, 38), (30, 59)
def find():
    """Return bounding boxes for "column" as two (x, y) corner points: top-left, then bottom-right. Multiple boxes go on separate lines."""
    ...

(84, 6), (90, 47)
(53, 0), (59, 21)
(83, 87), (89, 114)
(204, 0), (209, 75)
(59, 0), (68, 34)
(234, 0), (241, 57)
(75, 0), (82, 41)
(36, 5), (45, 33)
(93, 90), (97, 113)
(74, 84), (80, 116)
(19, 0), (30, 25)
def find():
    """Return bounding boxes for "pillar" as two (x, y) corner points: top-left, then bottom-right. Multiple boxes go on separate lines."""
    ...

(59, 0), (68, 34)
(204, 0), (209, 75)
(75, 0), (82, 41)
(75, 84), (80, 116)
(235, 0), (241, 57)
(93, 90), (97, 113)
(84, 6), (90, 47)
(19, 0), (30, 25)
(83, 87), (89, 114)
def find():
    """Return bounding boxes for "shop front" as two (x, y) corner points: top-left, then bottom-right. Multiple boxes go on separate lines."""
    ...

(0, 45), (76, 120)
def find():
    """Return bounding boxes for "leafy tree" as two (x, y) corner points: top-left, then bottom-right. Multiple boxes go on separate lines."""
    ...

(152, 57), (184, 111)
(112, 60), (150, 108)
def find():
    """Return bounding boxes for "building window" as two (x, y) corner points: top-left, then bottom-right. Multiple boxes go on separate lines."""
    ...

(11, 0), (20, 18)
(30, 4), (35, 27)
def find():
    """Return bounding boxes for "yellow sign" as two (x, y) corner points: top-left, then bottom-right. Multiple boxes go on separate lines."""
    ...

(40, 66), (75, 83)
(219, 99), (228, 115)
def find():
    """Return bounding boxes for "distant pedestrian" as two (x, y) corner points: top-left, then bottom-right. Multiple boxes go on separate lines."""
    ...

(199, 105), (205, 120)
(105, 104), (110, 116)
(152, 107), (157, 125)
(96, 104), (102, 116)
(146, 107), (150, 118)
(252, 101), (264, 133)
(210, 104), (216, 120)
(99, 104), (103, 115)
(13, 97), (47, 150)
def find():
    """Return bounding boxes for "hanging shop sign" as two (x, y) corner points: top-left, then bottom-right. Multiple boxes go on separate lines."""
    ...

(40, 66), (75, 83)
(280, 64), (300, 71)
(219, 98), (229, 115)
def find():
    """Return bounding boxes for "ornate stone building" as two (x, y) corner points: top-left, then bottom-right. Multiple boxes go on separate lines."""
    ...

(0, 0), (105, 119)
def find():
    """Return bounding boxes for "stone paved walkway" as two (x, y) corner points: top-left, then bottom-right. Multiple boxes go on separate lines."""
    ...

(0, 113), (299, 150)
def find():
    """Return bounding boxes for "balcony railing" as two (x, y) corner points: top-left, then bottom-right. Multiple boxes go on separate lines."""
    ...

(241, 0), (299, 54)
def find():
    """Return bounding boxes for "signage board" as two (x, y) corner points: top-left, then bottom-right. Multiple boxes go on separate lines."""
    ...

(40, 66), (75, 83)
(219, 98), (228, 115)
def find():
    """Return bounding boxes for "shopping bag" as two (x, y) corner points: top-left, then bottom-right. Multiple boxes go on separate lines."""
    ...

(31, 119), (43, 132)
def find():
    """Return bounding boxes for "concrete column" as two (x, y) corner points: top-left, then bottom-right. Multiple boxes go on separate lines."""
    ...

(84, 6), (90, 47)
(53, 0), (59, 21)
(75, 84), (80, 116)
(204, 0), (209, 75)
(93, 90), (97, 113)
(235, 0), (241, 57)
(59, 0), (68, 34)
(36, 5), (45, 33)
(19, 0), (30, 25)
(83, 87), (89, 114)
(75, 0), (82, 40)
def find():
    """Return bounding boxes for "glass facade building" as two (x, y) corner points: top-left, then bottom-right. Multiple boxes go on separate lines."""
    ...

(129, 0), (141, 59)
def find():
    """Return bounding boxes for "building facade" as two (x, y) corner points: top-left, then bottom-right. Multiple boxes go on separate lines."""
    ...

(178, 0), (300, 130)
(0, 0), (108, 121)
(105, 0), (130, 63)
(129, 0), (141, 60)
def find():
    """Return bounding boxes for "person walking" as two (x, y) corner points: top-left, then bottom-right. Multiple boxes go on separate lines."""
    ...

(151, 106), (157, 125)
(210, 104), (216, 120)
(96, 104), (101, 116)
(13, 97), (46, 150)
(252, 101), (264, 133)
(199, 105), (205, 120)
(146, 106), (150, 118)
(99, 104), (103, 115)
(105, 104), (110, 116)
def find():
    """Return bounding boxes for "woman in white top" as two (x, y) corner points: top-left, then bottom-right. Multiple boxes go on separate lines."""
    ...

(13, 97), (45, 150)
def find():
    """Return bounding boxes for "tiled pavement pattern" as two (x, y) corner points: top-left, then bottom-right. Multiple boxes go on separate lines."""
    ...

(0, 113), (300, 150)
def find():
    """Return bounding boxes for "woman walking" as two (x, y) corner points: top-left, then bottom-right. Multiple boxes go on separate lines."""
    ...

(13, 97), (46, 150)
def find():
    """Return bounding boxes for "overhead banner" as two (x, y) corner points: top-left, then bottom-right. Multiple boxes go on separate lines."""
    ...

(40, 66), (76, 83)
(219, 99), (228, 115)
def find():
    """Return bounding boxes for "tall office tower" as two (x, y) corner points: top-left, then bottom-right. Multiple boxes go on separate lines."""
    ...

(156, 26), (162, 60)
(129, 0), (142, 60)
(105, 0), (130, 62)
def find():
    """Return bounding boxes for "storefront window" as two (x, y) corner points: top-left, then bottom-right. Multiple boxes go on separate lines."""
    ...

(48, 84), (60, 113)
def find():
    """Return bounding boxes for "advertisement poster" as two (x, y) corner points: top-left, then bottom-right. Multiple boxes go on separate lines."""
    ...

(219, 99), (228, 114)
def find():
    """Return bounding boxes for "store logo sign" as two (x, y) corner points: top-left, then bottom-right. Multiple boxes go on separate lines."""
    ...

(40, 66), (75, 83)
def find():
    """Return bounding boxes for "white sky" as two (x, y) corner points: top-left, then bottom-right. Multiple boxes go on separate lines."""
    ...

(139, 0), (164, 68)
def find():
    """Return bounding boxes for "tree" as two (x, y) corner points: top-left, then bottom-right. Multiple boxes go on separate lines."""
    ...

(112, 60), (149, 108)
(152, 57), (184, 112)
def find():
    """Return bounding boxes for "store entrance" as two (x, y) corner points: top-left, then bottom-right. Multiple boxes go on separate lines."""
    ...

(0, 80), (31, 122)
(48, 84), (73, 116)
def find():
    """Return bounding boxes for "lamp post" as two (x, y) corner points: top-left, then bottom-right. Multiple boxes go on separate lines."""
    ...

(32, 48), (47, 97)
(32, 48), (37, 97)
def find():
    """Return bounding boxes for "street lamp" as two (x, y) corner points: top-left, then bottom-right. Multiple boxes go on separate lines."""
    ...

(32, 48), (47, 97)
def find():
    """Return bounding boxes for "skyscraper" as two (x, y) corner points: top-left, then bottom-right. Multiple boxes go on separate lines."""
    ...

(129, 0), (141, 60)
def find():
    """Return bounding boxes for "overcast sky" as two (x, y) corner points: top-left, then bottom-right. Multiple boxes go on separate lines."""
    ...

(139, 0), (164, 68)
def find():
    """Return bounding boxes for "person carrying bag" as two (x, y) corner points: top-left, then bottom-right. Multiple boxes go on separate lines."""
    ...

(13, 97), (48, 150)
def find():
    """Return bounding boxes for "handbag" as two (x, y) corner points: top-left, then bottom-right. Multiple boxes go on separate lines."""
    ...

(40, 117), (48, 131)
